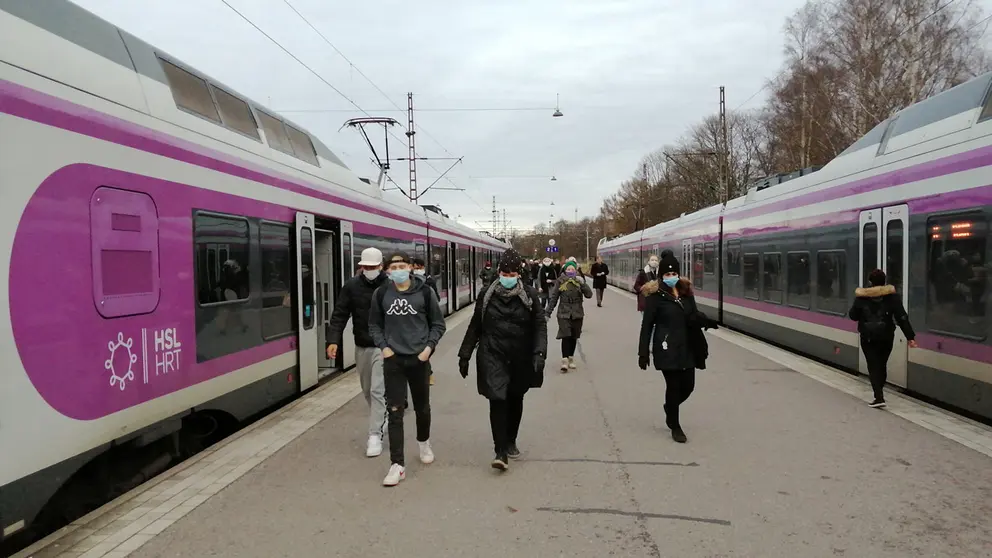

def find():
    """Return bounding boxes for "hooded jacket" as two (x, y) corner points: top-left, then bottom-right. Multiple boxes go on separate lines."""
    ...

(638, 279), (717, 370)
(633, 265), (659, 312)
(848, 284), (915, 341)
(369, 275), (446, 356)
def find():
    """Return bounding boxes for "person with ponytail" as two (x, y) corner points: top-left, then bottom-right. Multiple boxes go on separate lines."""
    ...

(458, 249), (547, 470)
(638, 253), (717, 443)
(546, 259), (593, 371)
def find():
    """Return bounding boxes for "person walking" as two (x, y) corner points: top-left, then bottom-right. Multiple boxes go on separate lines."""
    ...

(546, 260), (593, 371)
(633, 254), (660, 312)
(590, 255), (610, 307)
(530, 259), (541, 289)
(369, 252), (447, 486)
(638, 253), (717, 443)
(479, 261), (496, 296)
(413, 257), (440, 386)
(458, 249), (547, 471)
(848, 269), (918, 408)
(325, 247), (389, 458)
(538, 257), (559, 308)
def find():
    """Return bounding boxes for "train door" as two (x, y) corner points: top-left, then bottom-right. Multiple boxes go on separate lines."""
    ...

(314, 227), (336, 380)
(338, 221), (357, 370)
(295, 212), (318, 391)
(448, 242), (457, 311)
(681, 239), (692, 280)
(858, 206), (909, 388)
(883, 205), (909, 387)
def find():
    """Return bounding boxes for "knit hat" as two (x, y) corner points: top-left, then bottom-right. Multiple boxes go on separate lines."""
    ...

(563, 260), (578, 271)
(498, 248), (523, 273)
(659, 254), (679, 275)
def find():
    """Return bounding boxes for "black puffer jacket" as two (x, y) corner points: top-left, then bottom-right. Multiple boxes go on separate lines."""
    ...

(325, 272), (388, 348)
(638, 279), (717, 371)
(459, 284), (548, 400)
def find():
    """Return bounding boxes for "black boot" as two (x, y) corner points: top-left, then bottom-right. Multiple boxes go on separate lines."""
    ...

(666, 404), (687, 443)
(664, 404), (676, 429)
(671, 426), (687, 443)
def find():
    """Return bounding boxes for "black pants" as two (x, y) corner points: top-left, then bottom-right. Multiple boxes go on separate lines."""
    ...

(489, 393), (524, 454)
(862, 337), (893, 401)
(661, 368), (696, 428)
(384, 354), (431, 466)
(595, 288), (605, 305)
(561, 337), (577, 358)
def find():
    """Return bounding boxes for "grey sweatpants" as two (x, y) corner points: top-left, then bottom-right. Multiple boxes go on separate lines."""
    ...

(356, 346), (387, 438)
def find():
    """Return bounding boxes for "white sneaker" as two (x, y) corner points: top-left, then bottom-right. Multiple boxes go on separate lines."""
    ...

(568, 356), (576, 369)
(560, 358), (569, 371)
(382, 463), (405, 486)
(366, 435), (382, 457)
(419, 440), (435, 464)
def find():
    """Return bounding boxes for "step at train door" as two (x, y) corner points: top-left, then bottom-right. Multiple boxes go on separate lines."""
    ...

(857, 207), (909, 388)
(296, 212), (318, 391)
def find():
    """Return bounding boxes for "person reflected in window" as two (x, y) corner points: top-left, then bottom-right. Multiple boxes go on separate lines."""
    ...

(848, 269), (918, 408)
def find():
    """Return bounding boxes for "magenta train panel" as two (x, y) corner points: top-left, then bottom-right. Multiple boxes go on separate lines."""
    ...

(9, 164), (300, 421)
(0, 79), (503, 251)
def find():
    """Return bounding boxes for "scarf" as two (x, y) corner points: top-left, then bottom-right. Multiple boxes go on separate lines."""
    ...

(558, 276), (583, 291)
(481, 279), (532, 318)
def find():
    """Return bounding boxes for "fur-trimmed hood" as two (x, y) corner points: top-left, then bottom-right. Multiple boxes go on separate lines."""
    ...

(641, 277), (693, 297)
(855, 284), (895, 298)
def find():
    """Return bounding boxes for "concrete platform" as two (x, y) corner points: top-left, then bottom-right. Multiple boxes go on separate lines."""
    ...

(17, 287), (992, 558)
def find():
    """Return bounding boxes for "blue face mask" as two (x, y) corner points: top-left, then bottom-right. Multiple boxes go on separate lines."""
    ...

(663, 276), (679, 288)
(499, 276), (518, 289)
(390, 269), (410, 284)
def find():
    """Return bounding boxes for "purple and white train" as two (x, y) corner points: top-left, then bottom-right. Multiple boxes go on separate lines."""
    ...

(601, 72), (992, 423)
(0, 0), (506, 545)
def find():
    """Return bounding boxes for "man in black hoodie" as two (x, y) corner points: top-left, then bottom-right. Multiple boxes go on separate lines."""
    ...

(370, 252), (447, 486)
(326, 247), (389, 458)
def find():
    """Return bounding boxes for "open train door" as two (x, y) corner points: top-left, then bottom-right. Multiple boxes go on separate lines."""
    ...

(882, 205), (909, 388)
(296, 212), (318, 391)
(339, 221), (357, 370)
(857, 206), (908, 388)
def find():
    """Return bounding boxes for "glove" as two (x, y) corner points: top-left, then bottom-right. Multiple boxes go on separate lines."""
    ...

(533, 354), (546, 373)
(458, 358), (469, 378)
(638, 354), (649, 370)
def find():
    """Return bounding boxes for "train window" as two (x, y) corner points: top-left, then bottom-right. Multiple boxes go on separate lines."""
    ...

(727, 240), (741, 276)
(763, 253), (783, 304)
(926, 215), (988, 339)
(258, 110), (295, 156)
(862, 221), (879, 287)
(693, 246), (704, 288)
(415, 243), (427, 260)
(90, 187), (161, 318)
(787, 252), (811, 309)
(704, 243), (715, 274)
(210, 84), (260, 140)
(159, 58), (221, 123)
(816, 251), (847, 315)
(343, 233), (353, 278)
(260, 223), (293, 339)
(743, 253), (760, 300)
(195, 214), (250, 305)
(886, 219), (904, 294)
(286, 124), (320, 166)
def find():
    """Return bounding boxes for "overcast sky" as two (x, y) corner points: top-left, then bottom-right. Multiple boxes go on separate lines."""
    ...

(70, 0), (876, 232)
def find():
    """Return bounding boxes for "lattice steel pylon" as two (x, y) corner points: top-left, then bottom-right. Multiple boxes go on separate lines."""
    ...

(406, 92), (417, 203)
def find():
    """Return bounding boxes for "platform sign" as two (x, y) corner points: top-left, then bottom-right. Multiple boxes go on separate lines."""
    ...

(545, 246), (559, 253)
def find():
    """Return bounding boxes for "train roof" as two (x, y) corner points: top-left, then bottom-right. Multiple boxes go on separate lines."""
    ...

(0, 0), (506, 250)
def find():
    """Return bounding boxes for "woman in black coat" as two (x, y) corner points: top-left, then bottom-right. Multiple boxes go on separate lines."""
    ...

(638, 253), (717, 443)
(591, 256), (610, 307)
(459, 249), (548, 470)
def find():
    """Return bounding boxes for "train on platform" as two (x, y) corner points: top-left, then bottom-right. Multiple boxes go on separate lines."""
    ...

(601, 71), (992, 424)
(0, 0), (507, 549)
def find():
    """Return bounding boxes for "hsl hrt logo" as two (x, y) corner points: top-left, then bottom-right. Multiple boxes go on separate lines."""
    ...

(154, 327), (182, 376)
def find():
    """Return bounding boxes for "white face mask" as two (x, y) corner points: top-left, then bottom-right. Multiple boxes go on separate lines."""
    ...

(413, 269), (426, 276)
(363, 269), (380, 281)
